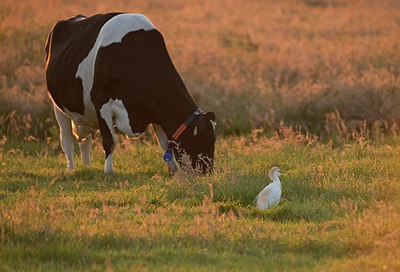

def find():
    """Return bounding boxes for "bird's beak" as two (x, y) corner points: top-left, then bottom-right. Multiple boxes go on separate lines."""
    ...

(278, 171), (285, 174)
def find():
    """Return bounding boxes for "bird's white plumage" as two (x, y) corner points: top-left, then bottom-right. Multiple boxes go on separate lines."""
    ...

(256, 167), (284, 210)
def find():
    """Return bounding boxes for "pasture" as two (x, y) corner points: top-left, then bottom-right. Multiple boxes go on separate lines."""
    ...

(1, 134), (400, 271)
(1, 0), (400, 270)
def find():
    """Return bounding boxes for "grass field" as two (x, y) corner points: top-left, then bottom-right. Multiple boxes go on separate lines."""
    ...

(1, 133), (400, 271)
(1, 0), (400, 270)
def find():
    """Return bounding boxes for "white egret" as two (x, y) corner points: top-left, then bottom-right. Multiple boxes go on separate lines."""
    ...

(255, 167), (285, 210)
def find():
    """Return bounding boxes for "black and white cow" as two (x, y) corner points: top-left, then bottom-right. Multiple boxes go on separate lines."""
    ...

(45, 13), (216, 175)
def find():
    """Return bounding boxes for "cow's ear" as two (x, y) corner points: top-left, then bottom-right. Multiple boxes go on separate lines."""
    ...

(205, 112), (216, 122)
(192, 115), (206, 136)
(193, 112), (216, 136)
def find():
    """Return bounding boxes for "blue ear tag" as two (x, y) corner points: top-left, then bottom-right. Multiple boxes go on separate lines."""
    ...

(163, 148), (173, 162)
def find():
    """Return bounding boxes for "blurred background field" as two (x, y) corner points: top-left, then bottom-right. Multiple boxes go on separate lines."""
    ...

(1, 0), (400, 140)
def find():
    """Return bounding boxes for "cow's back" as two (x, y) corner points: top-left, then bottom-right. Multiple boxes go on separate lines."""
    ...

(45, 13), (121, 114)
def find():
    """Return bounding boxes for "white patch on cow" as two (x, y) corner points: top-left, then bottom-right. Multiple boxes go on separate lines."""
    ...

(113, 99), (142, 138)
(100, 98), (140, 138)
(98, 14), (155, 46)
(99, 100), (117, 174)
(75, 13), (155, 123)
(210, 120), (216, 131)
(99, 99), (118, 141)
(99, 98), (141, 174)
(104, 154), (114, 174)
(71, 15), (86, 22)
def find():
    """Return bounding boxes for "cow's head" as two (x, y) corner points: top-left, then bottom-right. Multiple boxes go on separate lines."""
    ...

(174, 112), (216, 174)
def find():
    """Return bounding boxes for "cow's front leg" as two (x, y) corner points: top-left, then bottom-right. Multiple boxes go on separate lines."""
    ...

(79, 135), (92, 167)
(97, 102), (117, 174)
(152, 124), (179, 176)
(54, 104), (75, 171)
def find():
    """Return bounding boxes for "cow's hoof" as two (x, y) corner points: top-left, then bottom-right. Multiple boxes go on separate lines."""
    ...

(67, 164), (75, 172)
(168, 161), (178, 176)
(104, 168), (114, 175)
(168, 169), (176, 178)
(82, 161), (91, 167)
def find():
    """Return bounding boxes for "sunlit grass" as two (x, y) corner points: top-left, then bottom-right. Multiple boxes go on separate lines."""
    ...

(1, 134), (399, 271)
(1, 0), (400, 138)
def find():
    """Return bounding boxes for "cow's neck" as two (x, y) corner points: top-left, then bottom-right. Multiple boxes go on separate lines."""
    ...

(151, 63), (198, 140)
(157, 95), (198, 140)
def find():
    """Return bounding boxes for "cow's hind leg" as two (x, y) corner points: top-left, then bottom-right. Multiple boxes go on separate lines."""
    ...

(97, 101), (117, 174)
(79, 135), (92, 167)
(152, 124), (179, 176)
(54, 104), (75, 171)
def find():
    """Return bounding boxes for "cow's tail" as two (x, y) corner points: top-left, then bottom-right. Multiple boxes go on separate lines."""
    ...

(45, 29), (53, 64)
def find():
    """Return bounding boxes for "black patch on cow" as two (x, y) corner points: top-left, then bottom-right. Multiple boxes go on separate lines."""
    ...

(45, 12), (121, 114)
(92, 29), (197, 136)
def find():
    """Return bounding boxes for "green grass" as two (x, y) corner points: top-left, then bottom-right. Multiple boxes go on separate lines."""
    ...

(1, 135), (399, 271)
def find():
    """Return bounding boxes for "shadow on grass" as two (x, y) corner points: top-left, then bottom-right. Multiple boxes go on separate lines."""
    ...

(0, 165), (166, 195)
(245, 202), (334, 223)
(1, 226), (344, 271)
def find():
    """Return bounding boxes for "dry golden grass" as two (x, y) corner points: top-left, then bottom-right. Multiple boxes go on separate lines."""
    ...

(1, 0), (400, 138)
